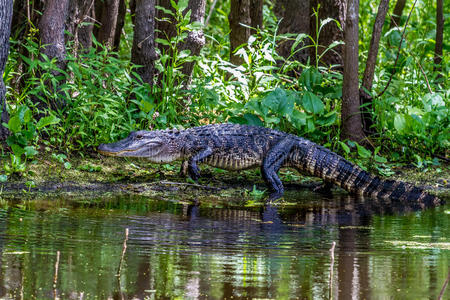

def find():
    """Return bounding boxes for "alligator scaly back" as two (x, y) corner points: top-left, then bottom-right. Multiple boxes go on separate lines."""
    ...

(98, 124), (441, 206)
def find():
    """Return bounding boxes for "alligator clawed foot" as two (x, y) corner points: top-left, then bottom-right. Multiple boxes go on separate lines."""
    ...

(266, 192), (283, 203)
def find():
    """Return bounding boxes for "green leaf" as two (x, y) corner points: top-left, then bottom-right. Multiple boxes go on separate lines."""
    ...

(155, 38), (171, 46)
(64, 162), (72, 170)
(338, 141), (350, 154)
(245, 99), (268, 117)
(24, 146), (38, 158)
(36, 115), (60, 130)
(393, 114), (406, 133)
(139, 100), (154, 113)
(299, 68), (322, 90)
(18, 106), (31, 123)
(0, 175), (7, 182)
(301, 91), (324, 114)
(243, 113), (263, 127)
(261, 88), (294, 116)
(290, 110), (307, 129)
(10, 144), (25, 157)
(356, 143), (372, 159)
(374, 155), (387, 163)
(8, 116), (22, 133)
(291, 33), (307, 53)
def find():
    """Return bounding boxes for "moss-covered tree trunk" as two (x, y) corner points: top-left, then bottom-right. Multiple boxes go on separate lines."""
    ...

(131, 0), (158, 85)
(0, 0), (13, 140)
(341, 0), (365, 142)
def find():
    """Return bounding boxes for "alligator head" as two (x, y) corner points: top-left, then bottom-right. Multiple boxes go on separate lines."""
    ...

(98, 130), (183, 163)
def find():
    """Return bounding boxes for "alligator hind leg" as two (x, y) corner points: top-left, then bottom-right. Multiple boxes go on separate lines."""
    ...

(261, 138), (296, 202)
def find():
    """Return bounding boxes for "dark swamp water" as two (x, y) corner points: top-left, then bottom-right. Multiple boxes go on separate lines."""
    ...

(0, 190), (448, 300)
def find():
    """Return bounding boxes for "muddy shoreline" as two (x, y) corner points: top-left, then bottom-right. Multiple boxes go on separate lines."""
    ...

(0, 156), (448, 203)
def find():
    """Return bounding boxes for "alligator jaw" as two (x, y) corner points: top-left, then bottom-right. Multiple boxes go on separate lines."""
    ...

(97, 146), (139, 157)
(97, 141), (149, 157)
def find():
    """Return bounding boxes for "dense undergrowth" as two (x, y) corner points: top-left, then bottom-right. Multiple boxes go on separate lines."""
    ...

(1, 0), (449, 180)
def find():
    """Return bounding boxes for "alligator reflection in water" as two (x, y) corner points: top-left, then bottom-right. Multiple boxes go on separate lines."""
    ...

(0, 193), (447, 299)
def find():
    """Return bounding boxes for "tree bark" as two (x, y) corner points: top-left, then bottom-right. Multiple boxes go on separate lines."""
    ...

(310, 0), (346, 68)
(341, 0), (365, 142)
(113, 0), (127, 52)
(131, 0), (158, 85)
(229, 0), (251, 65)
(156, 0), (177, 52)
(179, 0), (207, 83)
(433, 0), (443, 74)
(39, 0), (69, 76)
(389, 0), (406, 28)
(250, 0), (263, 33)
(94, 0), (121, 47)
(66, 0), (95, 51)
(0, 0), (13, 140)
(274, 0), (310, 63)
(360, 0), (390, 134)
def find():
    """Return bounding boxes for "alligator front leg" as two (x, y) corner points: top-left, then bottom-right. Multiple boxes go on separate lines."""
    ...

(261, 138), (296, 202)
(188, 147), (213, 181)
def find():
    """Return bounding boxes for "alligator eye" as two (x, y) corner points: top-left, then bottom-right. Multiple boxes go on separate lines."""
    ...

(135, 134), (143, 140)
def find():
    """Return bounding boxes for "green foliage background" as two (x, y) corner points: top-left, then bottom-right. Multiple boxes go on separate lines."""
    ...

(2, 0), (449, 176)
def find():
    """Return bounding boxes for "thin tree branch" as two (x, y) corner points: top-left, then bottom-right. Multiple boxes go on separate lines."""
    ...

(416, 59), (433, 94)
(437, 271), (450, 300)
(377, 0), (417, 98)
(205, 0), (218, 26)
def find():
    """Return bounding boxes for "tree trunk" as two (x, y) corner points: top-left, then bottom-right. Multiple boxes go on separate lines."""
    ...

(433, 0), (443, 74)
(0, 0), (13, 140)
(39, 0), (69, 76)
(360, 0), (390, 134)
(179, 0), (207, 83)
(229, 0), (251, 65)
(131, 0), (158, 85)
(310, 0), (346, 68)
(156, 0), (177, 52)
(250, 0), (263, 33)
(389, 0), (406, 28)
(274, 0), (310, 63)
(66, 0), (95, 52)
(113, 0), (127, 52)
(94, 0), (121, 47)
(341, 0), (365, 142)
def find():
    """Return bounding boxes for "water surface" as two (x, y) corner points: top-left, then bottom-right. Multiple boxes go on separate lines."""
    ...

(0, 191), (448, 299)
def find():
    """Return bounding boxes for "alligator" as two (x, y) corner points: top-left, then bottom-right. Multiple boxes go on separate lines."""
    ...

(98, 123), (441, 206)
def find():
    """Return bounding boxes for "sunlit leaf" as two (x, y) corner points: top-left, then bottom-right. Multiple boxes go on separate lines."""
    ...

(8, 116), (21, 133)
(393, 114), (406, 133)
(301, 91), (324, 114)
(36, 115), (60, 130)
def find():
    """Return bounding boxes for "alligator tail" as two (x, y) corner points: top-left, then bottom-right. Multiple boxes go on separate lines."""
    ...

(299, 143), (442, 207)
